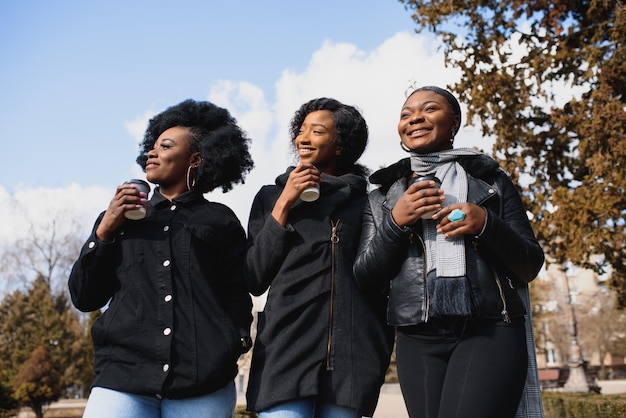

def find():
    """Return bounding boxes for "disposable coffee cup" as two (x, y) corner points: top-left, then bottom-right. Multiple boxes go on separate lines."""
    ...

(123, 179), (151, 220)
(300, 165), (320, 202)
(300, 184), (320, 202)
(408, 174), (441, 219)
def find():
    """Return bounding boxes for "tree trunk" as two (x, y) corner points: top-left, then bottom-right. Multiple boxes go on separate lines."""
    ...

(33, 404), (44, 418)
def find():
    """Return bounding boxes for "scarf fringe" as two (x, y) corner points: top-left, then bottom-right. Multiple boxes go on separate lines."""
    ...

(428, 275), (473, 318)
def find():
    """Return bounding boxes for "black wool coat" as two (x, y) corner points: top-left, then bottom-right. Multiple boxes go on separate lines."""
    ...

(244, 168), (394, 416)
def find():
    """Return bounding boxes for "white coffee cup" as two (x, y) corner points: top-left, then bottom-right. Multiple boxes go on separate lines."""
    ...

(300, 184), (320, 202)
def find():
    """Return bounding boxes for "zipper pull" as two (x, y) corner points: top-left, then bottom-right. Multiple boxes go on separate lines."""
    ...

(330, 220), (340, 243)
(502, 310), (511, 324)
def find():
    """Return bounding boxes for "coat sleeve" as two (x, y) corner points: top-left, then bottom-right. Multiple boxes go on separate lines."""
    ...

(477, 172), (545, 283)
(244, 186), (296, 296)
(353, 190), (412, 295)
(214, 213), (253, 346)
(67, 213), (119, 312)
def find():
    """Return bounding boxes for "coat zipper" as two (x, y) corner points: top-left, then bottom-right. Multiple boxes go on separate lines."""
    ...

(472, 239), (510, 323)
(410, 231), (430, 322)
(491, 265), (511, 323)
(326, 219), (340, 370)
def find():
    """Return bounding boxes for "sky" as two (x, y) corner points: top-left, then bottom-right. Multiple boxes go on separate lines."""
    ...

(0, 0), (494, 256)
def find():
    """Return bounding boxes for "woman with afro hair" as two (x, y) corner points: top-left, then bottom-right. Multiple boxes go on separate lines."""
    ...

(244, 98), (394, 418)
(69, 99), (254, 417)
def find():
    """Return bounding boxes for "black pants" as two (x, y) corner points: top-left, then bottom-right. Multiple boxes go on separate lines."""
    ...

(396, 317), (527, 418)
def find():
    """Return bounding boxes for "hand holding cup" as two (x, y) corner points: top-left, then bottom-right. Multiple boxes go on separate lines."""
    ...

(299, 165), (320, 202)
(407, 175), (442, 219)
(123, 179), (151, 220)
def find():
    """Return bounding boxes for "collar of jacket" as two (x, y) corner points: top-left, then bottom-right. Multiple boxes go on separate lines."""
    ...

(372, 157), (501, 213)
(369, 155), (501, 190)
(150, 188), (205, 208)
(276, 166), (368, 196)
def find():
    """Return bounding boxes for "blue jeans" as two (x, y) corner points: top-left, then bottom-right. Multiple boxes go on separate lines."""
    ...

(259, 398), (361, 418)
(82, 382), (236, 418)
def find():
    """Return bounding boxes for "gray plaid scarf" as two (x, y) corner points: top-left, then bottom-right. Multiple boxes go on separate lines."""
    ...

(411, 148), (482, 317)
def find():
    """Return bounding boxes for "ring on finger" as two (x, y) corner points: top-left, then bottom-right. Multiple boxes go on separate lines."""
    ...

(447, 209), (466, 222)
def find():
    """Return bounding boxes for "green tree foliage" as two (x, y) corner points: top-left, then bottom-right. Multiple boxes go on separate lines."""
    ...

(400, 1), (626, 303)
(0, 276), (92, 403)
(0, 382), (18, 417)
(13, 345), (61, 418)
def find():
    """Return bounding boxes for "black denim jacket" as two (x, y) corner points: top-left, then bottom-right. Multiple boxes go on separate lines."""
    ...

(69, 189), (252, 399)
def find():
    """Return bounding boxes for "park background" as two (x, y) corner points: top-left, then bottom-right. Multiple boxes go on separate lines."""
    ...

(1, 1), (625, 417)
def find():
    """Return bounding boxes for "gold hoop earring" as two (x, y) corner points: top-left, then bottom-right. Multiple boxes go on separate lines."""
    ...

(400, 142), (412, 153)
(186, 166), (196, 191)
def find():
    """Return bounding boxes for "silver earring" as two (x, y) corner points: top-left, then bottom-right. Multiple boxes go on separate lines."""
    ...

(400, 142), (412, 153)
(450, 129), (457, 143)
(186, 166), (196, 191)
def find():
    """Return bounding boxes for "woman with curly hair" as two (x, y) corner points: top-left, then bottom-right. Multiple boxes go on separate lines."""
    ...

(69, 99), (254, 417)
(244, 98), (394, 418)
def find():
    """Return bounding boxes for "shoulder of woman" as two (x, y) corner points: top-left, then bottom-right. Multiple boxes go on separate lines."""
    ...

(458, 154), (500, 179)
(368, 158), (410, 187)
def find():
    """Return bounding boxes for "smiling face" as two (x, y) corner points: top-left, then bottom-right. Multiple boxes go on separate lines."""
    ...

(398, 90), (460, 154)
(296, 110), (340, 175)
(145, 126), (200, 197)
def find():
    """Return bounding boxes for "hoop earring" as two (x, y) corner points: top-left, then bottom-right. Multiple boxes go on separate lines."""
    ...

(400, 142), (412, 153)
(186, 166), (196, 191)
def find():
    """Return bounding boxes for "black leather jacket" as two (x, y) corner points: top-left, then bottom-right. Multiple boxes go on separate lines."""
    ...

(354, 156), (544, 326)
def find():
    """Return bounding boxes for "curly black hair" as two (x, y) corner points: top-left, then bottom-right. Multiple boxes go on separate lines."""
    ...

(136, 99), (254, 193)
(289, 98), (369, 177)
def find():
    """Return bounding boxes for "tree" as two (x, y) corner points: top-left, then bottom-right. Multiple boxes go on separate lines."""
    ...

(0, 382), (18, 418)
(400, 1), (626, 303)
(0, 205), (95, 399)
(577, 290), (626, 379)
(0, 211), (83, 295)
(0, 276), (92, 402)
(530, 276), (573, 365)
(13, 346), (61, 418)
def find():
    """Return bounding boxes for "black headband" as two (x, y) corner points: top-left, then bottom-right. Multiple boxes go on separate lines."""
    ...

(410, 85), (462, 126)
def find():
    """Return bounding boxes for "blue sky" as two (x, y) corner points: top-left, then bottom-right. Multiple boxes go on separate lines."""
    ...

(1, 0), (492, 250)
(1, 1), (418, 189)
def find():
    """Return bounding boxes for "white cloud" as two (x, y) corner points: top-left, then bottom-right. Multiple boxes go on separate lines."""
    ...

(206, 31), (491, 226)
(1, 31), (492, 255)
(0, 184), (111, 246)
